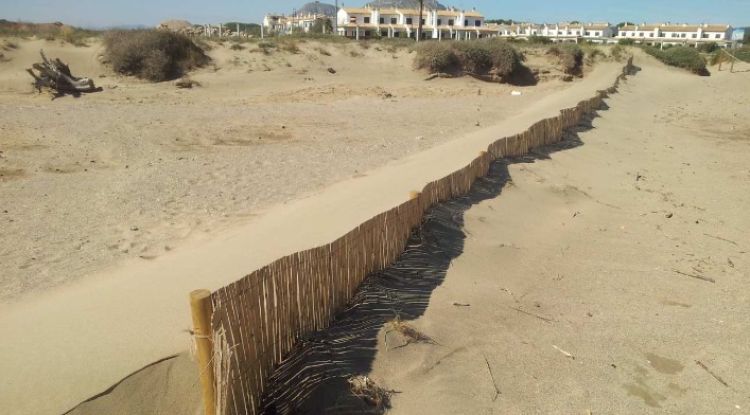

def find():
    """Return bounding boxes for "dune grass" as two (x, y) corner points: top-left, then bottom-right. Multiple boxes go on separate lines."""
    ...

(643, 45), (708, 75)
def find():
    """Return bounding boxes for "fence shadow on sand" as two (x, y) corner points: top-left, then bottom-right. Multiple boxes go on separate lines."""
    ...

(259, 112), (602, 415)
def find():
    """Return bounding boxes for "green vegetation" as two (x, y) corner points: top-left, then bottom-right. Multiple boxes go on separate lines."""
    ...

(485, 19), (516, 25)
(618, 38), (635, 46)
(527, 35), (552, 44)
(642, 45), (708, 75)
(104, 30), (210, 82)
(736, 47), (750, 63)
(309, 18), (333, 34)
(696, 42), (719, 53)
(415, 39), (523, 82)
(547, 43), (584, 75)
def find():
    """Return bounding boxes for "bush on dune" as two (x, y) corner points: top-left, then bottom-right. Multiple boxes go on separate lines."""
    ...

(415, 39), (523, 81)
(643, 45), (708, 75)
(104, 30), (209, 82)
(414, 42), (458, 73)
(547, 44), (584, 75)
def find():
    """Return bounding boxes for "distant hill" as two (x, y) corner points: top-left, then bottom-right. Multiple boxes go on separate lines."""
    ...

(297, 2), (337, 16)
(365, 0), (447, 10)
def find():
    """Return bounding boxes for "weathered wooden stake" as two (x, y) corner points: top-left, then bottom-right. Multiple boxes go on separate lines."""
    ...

(190, 289), (216, 415)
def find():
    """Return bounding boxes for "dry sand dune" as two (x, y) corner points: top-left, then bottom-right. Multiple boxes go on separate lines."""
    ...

(0, 38), (574, 302)
(363, 56), (750, 414)
(0, 36), (622, 415)
(1, 37), (747, 415)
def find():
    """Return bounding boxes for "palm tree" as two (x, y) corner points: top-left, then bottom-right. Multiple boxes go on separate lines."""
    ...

(417, 0), (424, 42)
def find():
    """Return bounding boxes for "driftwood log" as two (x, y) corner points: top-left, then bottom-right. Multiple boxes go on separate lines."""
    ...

(26, 50), (101, 97)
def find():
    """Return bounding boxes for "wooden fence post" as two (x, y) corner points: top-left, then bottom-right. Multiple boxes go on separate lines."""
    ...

(190, 289), (216, 415)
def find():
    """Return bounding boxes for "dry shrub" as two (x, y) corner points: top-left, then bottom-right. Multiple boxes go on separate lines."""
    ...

(315, 46), (331, 56)
(104, 30), (209, 82)
(414, 41), (458, 73)
(584, 47), (605, 64)
(610, 45), (625, 61)
(415, 39), (522, 80)
(229, 43), (244, 51)
(548, 44), (583, 75)
(280, 40), (300, 54)
(453, 42), (492, 73)
(255, 41), (277, 55)
(348, 376), (396, 410)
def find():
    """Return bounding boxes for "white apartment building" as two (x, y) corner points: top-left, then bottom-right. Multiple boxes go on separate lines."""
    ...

(336, 7), (496, 40)
(540, 23), (616, 42)
(263, 13), (333, 34)
(616, 23), (733, 46)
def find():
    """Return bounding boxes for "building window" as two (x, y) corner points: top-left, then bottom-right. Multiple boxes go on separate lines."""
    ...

(437, 19), (442, 25)
(638, 32), (644, 37)
(702, 33), (709, 38)
(680, 33), (686, 38)
(475, 20), (481, 27)
(391, 17), (397, 24)
(691, 33), (697, 38)
(421, 18), (426, 25)
(364, 17), (370, 24)
(465, 20), (469, 26)
(596, 31), (601, 36)
(649, 33), (654, 37)
(350, 16), (356, 23)
(406, 17), (413, 25)
(448, 19), (454, 26)
(380, 17), (385, 24)
(715, 33), (721, 39)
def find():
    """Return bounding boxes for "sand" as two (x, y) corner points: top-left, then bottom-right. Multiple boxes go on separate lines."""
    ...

(0, 38), (572, 302)
(365, 55), (750, 414)
(0, 36), (621, 415)
(1, 37), (747, 415)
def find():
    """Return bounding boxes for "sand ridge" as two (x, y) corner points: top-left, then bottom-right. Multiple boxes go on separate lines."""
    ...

(0, 37), (624, 415)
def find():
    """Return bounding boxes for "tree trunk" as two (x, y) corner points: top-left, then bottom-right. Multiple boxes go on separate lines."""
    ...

(417, 0), (424, 42)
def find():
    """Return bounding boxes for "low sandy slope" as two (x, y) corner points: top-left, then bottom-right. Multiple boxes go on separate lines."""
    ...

(0, 39), (625, 415)
(0, 38), (573, 302)
(367, 56), (750, 414)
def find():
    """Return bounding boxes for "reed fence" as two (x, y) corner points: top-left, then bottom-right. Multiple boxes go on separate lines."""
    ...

(192, 57), (635, 415)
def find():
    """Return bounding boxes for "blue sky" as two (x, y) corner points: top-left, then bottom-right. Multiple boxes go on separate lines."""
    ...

(1, 0), (748, 28)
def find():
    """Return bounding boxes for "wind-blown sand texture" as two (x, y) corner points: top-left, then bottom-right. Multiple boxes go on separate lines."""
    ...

(0, 38), (571, 302)
(0, 38), (747, 415)
(0, 36), (618, 413)
(206, 59), (634, 415)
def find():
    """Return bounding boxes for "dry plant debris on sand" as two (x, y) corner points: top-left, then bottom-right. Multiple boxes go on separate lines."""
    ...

(348, 375), (399, 410)
(384, 314), (439, 350)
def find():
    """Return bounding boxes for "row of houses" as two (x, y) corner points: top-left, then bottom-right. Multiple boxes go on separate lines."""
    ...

(263, 6), (737, 47)
(335, 7), (734, 45)
(262, 13), (330, 34)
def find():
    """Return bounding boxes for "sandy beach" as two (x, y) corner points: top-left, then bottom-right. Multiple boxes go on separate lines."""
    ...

(1, 35), (748, 415)
(365, 56), (750, 414)
(0, 38), (573, 302)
